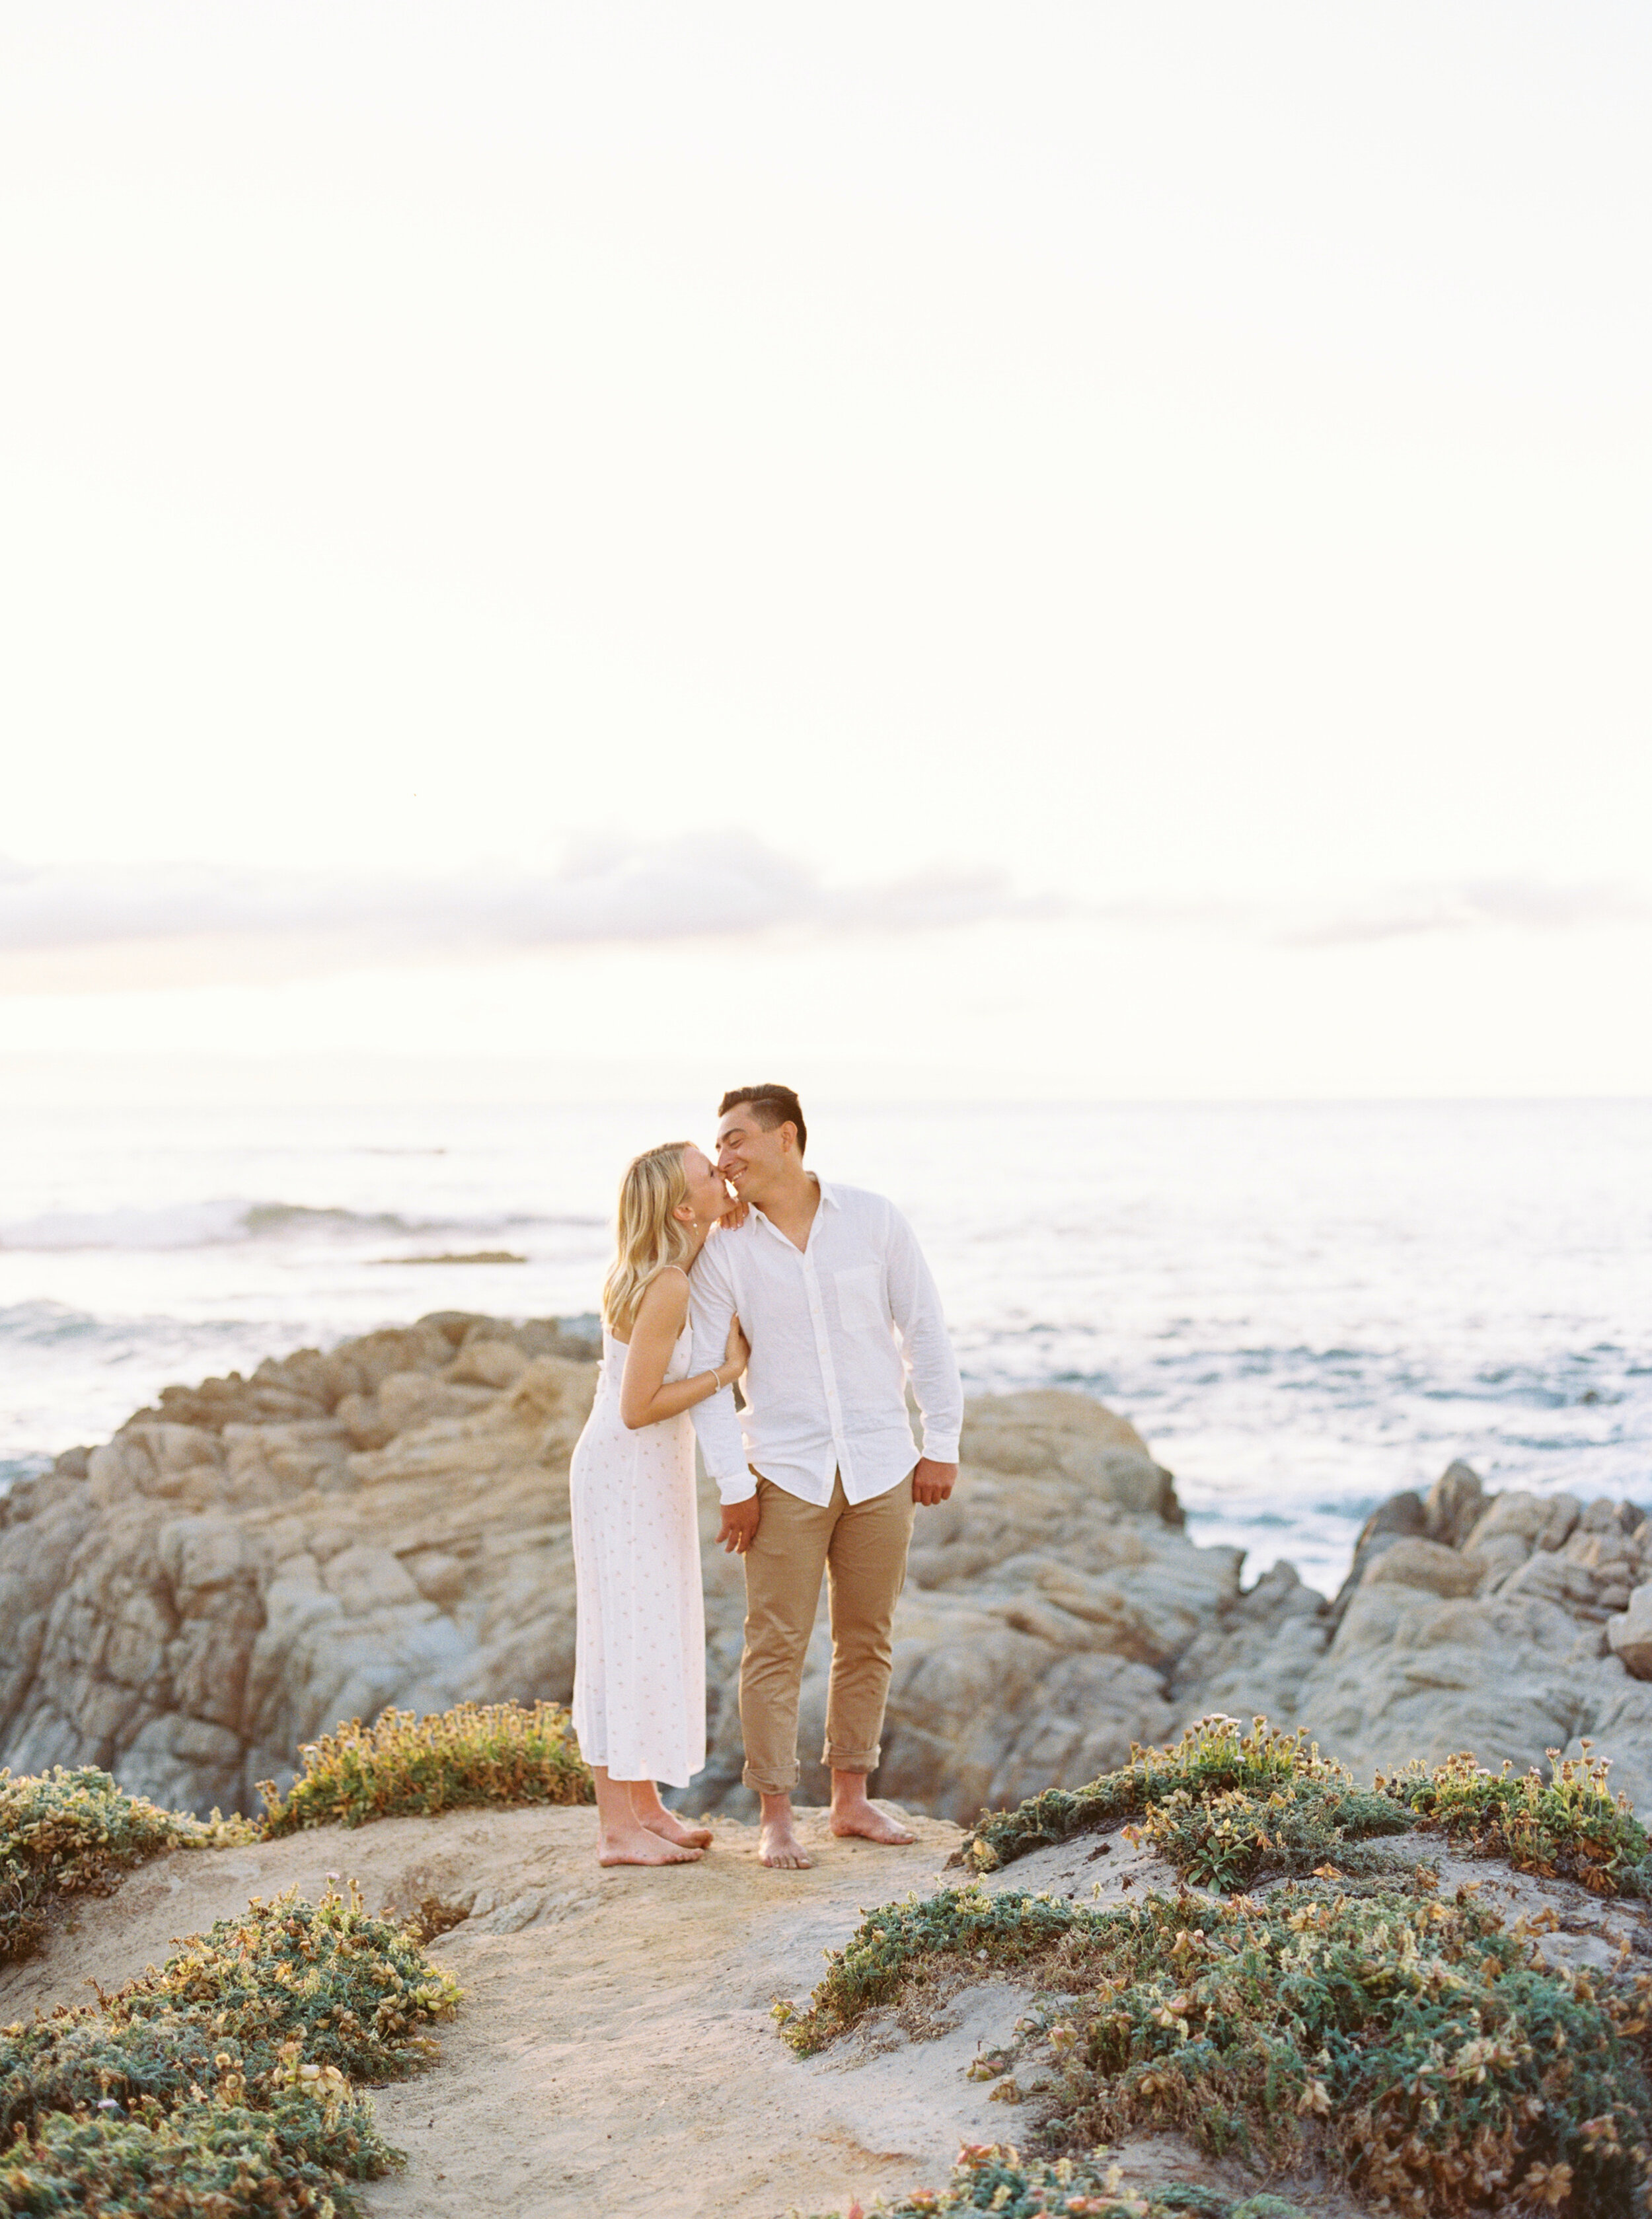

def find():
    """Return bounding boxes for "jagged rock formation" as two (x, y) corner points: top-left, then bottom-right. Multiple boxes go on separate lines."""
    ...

(0, 1316), (600, 1817)
(2, 1321), (1649, 1822)
(1256, 1462), (1652, 1809)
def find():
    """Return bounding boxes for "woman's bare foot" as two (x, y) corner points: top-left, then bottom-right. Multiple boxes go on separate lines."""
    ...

(628, 1783), (712, 1849)
(597, 1824), (704, 1867)
(639, 1807), (714, 1850)
(829, 1786), (916, 1845)
(592, 1769), (704, 1865)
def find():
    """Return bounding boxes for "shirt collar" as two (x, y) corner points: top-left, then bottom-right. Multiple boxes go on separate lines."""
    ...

(751, 1170), (837, 1238)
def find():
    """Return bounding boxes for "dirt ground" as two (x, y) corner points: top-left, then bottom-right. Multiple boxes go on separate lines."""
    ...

(2, 1804), (1028, 2218)
(5, 1803), (1645, 2219)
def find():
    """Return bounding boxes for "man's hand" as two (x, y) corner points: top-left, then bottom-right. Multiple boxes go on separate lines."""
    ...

(717, 1496), (761, 1554)
(912, 1458), (958, 1507)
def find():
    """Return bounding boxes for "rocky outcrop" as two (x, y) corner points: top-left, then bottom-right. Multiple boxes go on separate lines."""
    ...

(0, 1317), (599, 1817)
(0, 1329), (1213, 1824)
(1218, 1470), (1652, 1813)
(3, 1324), (1649, 1823)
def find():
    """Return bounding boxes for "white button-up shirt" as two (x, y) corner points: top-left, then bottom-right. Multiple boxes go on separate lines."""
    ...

(689, 1176), (963, 1507)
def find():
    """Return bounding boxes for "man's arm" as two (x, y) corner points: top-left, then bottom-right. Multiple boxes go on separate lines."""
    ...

(883, 1201), (963, 1504)
(688, 1242), (753, 1504)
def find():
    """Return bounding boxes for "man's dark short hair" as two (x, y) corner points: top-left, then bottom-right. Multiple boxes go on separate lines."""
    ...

(718, 1084), (807, 1156)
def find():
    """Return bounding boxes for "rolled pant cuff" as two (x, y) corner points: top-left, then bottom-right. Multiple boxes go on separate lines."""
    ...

(823, 1747), (882, 1776)
(742, 1762), (800, 1795)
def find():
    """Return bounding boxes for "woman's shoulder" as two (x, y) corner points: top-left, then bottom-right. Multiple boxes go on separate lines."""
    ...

(636, 1263), (692, 1319)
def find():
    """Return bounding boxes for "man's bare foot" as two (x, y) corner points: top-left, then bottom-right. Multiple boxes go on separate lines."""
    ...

(638, 1808), (714, 1850)
(758, 1814), (813, 1869)
(829, 1793), (915, 1846)
(597, 1826), (704, 1867)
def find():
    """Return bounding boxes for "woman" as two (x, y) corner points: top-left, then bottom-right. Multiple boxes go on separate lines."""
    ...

(569, 1141), (748, 1865)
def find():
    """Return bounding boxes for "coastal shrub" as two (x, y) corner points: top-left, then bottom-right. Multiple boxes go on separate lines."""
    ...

(0, 1881), (460, 2216)
(0, 2096), (381, 2218)
(780, 1881), (1652, 2216)
(960, 1717), (1411, 1887)
(776, 1886), (1086, 2055)
(963, 1720), (1652, 1905)
(1383, 1747), (1652, 1899)
(2, 1704), (589, 1959)
(796, 2144), (1307, 2217)
(259, 1699), (593, 1834)
(0, 1765), (254, 1964)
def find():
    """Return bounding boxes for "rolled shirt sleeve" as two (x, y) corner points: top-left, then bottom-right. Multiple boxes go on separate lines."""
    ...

(883, 1201), (963, 1462)
(688, 1240), (753, 1503)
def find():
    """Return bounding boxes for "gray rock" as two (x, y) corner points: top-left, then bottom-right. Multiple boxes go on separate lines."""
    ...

(8, 1326), (1652, 1826)
(1328, 1489), (1426, 1621)
(1608, 1585), (1652, 1680)
(1424, 1460), (1485, 1549)
(1363, 1538), (1480, 1599)
(1466, 1490), (1581, 1557)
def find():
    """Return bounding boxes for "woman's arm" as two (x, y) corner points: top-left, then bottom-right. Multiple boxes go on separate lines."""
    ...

(688, 1240), (748, 1486)
(620, 1269), (748, 1429)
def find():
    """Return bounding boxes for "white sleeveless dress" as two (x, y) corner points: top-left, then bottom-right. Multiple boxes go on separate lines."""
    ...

(568, 1323), (707, 1787)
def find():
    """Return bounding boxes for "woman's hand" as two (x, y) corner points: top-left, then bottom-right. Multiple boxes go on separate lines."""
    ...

(723, 1314), (751, 1377)
(716, 1198), (750, 1232)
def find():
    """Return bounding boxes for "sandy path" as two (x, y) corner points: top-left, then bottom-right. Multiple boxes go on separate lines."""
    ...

(0, 1803), (1022, 2218)
(12, 1804), (1590, 2216)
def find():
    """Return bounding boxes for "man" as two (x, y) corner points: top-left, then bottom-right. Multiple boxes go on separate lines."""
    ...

(689, 1083), (962, 1869)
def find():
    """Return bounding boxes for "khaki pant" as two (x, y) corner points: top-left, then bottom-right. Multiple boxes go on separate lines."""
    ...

(739, 1468), (916, 1795)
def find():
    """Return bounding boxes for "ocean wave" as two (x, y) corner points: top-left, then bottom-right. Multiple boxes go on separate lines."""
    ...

(0, 1199), (566, 1252)
(961, 1326), (1631, 1407)
(0, 1299), (276, 1351)
(0, 1299), (116, 1342)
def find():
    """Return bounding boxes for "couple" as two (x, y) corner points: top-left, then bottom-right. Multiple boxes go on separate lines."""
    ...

(567, 1083), (963, 1869)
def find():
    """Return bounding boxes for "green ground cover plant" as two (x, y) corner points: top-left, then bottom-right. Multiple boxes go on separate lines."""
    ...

(796, 2142), (1306, 2217)
(960, 1719), (1411, 1888)
(776, 1887), (1087, 2055)
(2, 1703), (593, 1965)
(961, 1718), (1652, 1904)
(781, 1878), (1652, 2216)
(1383, 1748), (1651, 1899)
(0, 1880), (460, 2216)
(259, 1698), (593, 1833)
(0, 1766), (254, 1965)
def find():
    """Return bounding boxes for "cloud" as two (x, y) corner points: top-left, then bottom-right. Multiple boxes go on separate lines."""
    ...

(1074, 877), (1650, 947)
(0, 837), (1061, 970)
(0, 847), (1644, 1000)
(1273, 879), (1651, 948)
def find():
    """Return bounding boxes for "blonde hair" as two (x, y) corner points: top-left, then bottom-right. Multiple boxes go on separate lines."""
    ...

(600, 1142), (696, 1338)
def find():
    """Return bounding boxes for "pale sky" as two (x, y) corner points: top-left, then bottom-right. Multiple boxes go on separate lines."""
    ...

(2, 4), (1648, 1097)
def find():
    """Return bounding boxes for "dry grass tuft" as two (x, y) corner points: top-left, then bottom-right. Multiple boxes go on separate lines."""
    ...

(398, 1895), (473, 1946)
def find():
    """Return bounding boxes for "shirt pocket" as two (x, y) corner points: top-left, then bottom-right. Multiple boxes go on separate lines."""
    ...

(832, 1263), (888, 1335)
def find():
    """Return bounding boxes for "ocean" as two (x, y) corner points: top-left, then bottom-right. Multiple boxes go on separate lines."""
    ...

(1, 1092), (1647, 1595)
